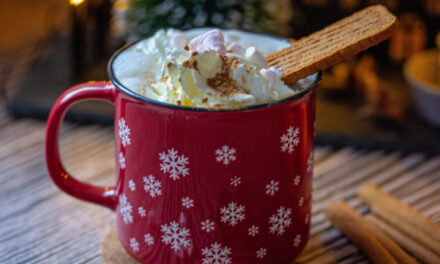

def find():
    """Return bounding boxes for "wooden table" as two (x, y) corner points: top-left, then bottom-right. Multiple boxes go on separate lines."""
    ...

(1, 106), (439, 263)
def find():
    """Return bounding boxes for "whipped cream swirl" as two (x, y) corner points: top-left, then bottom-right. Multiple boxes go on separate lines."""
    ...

(113, 28), (298, 109)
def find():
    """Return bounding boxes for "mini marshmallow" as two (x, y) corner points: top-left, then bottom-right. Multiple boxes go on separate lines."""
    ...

(188, 29), (226, 55)
(227, 42), (246, 56)
(260, 68), (276, 90)
(269, 66), (283, 78)
(170, 33), (189, 49)
(245, 47), (268, 68)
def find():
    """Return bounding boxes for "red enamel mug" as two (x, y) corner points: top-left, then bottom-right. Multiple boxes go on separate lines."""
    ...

(45, 40), (321, 263)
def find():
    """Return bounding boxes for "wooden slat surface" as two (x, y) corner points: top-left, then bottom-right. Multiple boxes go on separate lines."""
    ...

(0, 107), (439, 263)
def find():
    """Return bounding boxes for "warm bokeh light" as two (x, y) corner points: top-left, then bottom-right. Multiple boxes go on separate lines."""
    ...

(70, 0), (85, 6)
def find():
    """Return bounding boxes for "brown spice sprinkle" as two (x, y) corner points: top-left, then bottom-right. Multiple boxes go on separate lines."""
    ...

(206, 55), (248, 96)
(160, 76), (169, 82)
(182, 57), (200, 73)
(241, 75), (246, 85)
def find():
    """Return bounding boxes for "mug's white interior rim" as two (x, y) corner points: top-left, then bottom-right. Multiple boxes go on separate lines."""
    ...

(107, 31), (321, 112)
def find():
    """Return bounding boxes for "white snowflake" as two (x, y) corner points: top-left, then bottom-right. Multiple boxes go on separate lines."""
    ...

(280, 126), (300, 153)
(119, 152), (126, 169)
(269, 206), (292, 235)
(119, 194), (133, 224)
(220, 202), (245, 226)
(230, 176), (241, 187)
(298, 197), (304, 206)
(305, 213), (309, 224)
(128, 180), (136, 191)
(144, 233), (154, 246)
(293, 175), (301, 186)
(215, 145), (236, 165)
(248, 225), (259, 236)
(138, 207), (146, 217)
(306, 151), (314, 176)
(201, 219), (215, 233)
(181, 197), (194, 209)
(201, 242), (232, 264)
(143, 175), (162, 198)
(256, 247), (267, 259)
(161, 221), (191, 251)
(130, 237), (139, 252)
(265, 180), (280, 196)
(293, 234), (302, 247)
(159, 148), (189, 180)
(118, 118), (131, 147)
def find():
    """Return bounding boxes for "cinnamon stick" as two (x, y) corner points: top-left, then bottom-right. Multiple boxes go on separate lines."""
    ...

(324, 201), (397, 264)
(371, 204), (440, 255)
(358, 184), (440, 242)
(362, 218), (417, 264)
(370, 215), (440, 264)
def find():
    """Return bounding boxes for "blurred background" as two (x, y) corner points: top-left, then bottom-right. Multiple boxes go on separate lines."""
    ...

(1, 0), (439, 153)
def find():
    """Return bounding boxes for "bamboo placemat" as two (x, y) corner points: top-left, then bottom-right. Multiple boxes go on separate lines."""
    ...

(0, 105), (439, 263)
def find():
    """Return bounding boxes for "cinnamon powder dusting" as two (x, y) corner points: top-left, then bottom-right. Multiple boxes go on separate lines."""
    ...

(206, 55), (245, 96)
(182, 57), (199, 73)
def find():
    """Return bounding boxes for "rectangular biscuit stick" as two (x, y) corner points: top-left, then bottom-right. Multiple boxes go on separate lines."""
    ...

(324, 201), (397, 264)
(266, 5), (397, 84)
(358, 183), (440, 242)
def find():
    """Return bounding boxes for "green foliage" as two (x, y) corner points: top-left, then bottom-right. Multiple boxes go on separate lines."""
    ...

(122, 0), (293, 38)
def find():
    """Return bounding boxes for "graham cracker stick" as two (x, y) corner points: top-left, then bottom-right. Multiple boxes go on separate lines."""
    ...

(266, 5), (397, 84)
(324, 201), (397, 264)
(359, 183), (440, 242)
(362, 218), (417, 264)
(370, 215), (440, 264)
(371, 204), (440, 255)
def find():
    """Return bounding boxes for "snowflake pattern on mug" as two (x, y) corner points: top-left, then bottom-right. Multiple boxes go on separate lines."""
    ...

(220, 202), (245, 226)
(269, 206), (292, 235)
(113, 123), (312, 258)
(143, 175), (162, 198)
(130, 237), (139, 252)
(230, 176), (241, 187)
(280, 126), (299, 153)
(181, 197), (194, 209)
(265, 180), (280, 196)
(293, 234), (302, 247)
(161, 221), (191, 251)
(119, 152), (126, 169)
(119, 194), (133, 224)
(294, 175), (301, 186)
(144, 233), (154, 246)
(201, 242), (232, 264)
(248, 225), (259, 236)
(138, 207), (146, 217)
(159, 148), (189, 180)
(306, 151), (314, 176)
(256, 247), (267, 259)
(128, 180), (136, 191)
(201, 219), (215, 233)
(118, 118), (131, 147)
(298, 197), (304, 207)
(215, 145), (236, 165)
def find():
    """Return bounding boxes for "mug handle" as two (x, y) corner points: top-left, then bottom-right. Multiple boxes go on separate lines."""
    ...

(45, 81), (117, 210)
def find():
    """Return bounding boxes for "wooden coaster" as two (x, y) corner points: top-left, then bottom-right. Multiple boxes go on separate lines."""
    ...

(102, 227), (141, 264)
